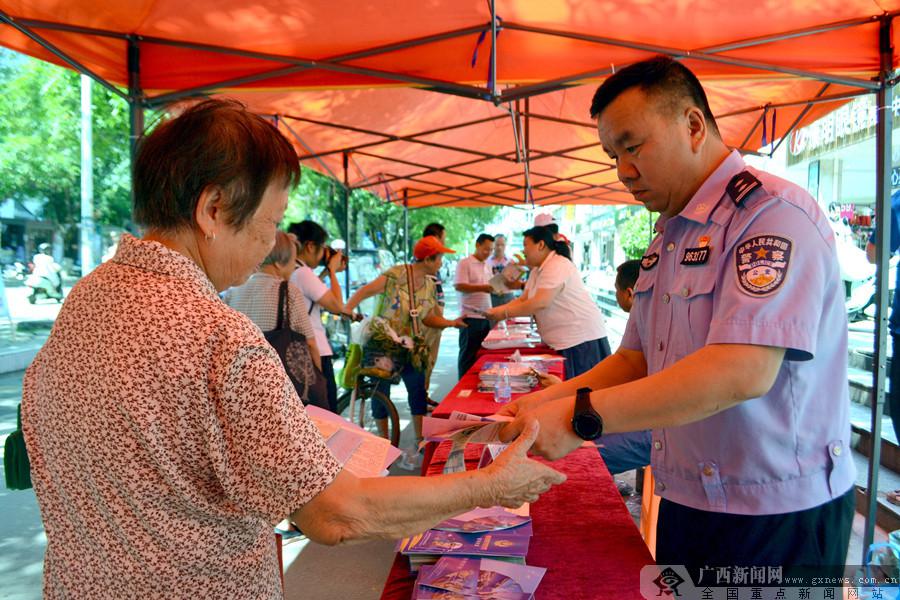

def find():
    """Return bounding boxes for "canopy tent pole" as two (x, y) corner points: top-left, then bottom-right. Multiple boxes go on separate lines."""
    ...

(864, 14), (895, 556)
(403, 188), (410, 263)
(342, 151), (351, 300)
(127, 37), (144, 200)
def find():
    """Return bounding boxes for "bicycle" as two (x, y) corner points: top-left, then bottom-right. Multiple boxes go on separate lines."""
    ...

(335, 372), (401, 447)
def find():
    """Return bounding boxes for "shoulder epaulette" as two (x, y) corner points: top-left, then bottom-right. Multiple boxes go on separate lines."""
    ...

(726, 171), (763, 207)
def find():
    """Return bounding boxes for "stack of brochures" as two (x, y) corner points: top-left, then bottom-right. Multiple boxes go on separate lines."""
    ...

(397, 506), (533, 573)
(478, 362), (536, 394)
(412, 556), (547, 599)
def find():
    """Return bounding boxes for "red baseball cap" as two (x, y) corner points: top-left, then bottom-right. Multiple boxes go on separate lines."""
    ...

(413, 236), (455, 260)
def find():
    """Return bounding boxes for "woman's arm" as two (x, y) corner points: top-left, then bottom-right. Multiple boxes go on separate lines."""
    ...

(422, 304), (465, 329)
(291, 420), (565, 545)
(345, 275), (387, 314)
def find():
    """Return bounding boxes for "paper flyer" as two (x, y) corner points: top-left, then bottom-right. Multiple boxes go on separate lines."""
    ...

(306, 405), (402, 476)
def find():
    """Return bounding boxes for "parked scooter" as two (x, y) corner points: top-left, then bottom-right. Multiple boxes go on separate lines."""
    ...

(25, 244), (64, 304)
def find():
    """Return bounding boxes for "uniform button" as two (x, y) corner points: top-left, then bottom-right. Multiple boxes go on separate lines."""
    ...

(662, 293), (670, 304)
(832, 444), (842, 457)
(657, 482), (666, 492)
(657, 341), (664, 351)
(666, 242), (676, 252)
(654, 441), (662, 450)
(702, 464), (715, 477)
(681, 287), (690, 297)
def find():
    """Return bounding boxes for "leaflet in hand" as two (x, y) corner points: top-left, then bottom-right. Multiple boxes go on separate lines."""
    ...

(306, 405), (402, 477)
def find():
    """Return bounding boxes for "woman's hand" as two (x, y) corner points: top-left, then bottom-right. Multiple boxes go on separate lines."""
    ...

(480, 419), (566, 508)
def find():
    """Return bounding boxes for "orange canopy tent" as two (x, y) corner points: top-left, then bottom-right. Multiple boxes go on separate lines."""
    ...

(2, 1), (899, 553)
(1, 0), (898, 208)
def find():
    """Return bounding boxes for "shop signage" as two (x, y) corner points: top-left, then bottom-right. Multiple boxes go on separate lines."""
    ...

(786, 96), (900, 166)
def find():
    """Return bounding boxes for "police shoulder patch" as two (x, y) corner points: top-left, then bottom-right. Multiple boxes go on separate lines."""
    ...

(641, 253), (659, 270)
(734, 234), (792, 297)
(726, 171), (762, 207)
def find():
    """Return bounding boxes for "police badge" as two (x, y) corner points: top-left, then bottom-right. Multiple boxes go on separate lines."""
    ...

(640, 252), (659, 270)
(735, 235), (792, 296)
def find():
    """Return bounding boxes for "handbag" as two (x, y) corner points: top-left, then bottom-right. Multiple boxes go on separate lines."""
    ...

(4, 404), (32, 490)
(265, 281), (330, 410)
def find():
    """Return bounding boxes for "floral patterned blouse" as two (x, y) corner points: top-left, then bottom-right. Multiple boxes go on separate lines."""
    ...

(374, 264), (438, 338)
(22, 234), (341, 599)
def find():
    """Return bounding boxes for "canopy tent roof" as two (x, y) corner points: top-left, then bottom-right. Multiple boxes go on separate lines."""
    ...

(1, 1), (899, 207)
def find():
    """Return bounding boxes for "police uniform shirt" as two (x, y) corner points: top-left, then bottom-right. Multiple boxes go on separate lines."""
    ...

(620, 150), (855, 515)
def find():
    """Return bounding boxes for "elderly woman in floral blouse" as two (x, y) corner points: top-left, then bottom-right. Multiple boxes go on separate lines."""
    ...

(21, 99), (565, 600)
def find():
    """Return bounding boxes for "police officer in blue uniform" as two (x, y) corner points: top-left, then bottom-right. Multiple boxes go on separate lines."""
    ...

(500, 56), (855, 573)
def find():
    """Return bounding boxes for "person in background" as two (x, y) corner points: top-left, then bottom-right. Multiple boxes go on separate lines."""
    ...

(21, 99), (567, 598)
(345, 237), (468, 464)
(455, 233), (495, 378)
(224, 230), (321, 370)
(487, 234), (522, 306)
(485, 225), (611, 379)
(422, 222), (448, 408)
(613, 258), (640, 313)
(289, 220), (348, 413)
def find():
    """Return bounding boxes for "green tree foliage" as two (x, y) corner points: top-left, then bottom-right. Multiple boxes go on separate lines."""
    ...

(286, 166), (500, 258)
(0, 49), (132, 257)
(0, 48), (499, 264)
(617, 206), (657, 259)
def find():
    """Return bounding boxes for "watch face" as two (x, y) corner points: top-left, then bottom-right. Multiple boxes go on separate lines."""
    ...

(573, 413), (602, 440)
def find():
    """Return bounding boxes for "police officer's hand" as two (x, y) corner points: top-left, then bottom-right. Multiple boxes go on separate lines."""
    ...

(495, 388), (550, 417)
(480, 419), (566, 508)
(499, 396), (583, 461)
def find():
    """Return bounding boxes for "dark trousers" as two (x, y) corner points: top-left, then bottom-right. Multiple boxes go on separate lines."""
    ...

(559, 337), (612, 379)
(891, 334), (900, 441)
(321, 355), (338, 414)
(458, 318), (492, 378)
(656, 490), (854, 577)
(372, 363), (427, 418)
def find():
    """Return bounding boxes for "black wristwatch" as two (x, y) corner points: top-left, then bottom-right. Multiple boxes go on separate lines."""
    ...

(571, 387), (603, 441)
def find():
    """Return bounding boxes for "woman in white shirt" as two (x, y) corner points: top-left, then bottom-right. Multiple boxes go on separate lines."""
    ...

(288, 220), (349, 413)
(485, 225), (611, 379)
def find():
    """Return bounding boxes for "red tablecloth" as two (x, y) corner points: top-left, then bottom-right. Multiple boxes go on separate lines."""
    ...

(380, 443), (654, 599)
(432, 354), (564, 419)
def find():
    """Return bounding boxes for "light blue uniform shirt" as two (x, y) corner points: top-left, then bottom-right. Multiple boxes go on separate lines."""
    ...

(621, 150), (855, 515)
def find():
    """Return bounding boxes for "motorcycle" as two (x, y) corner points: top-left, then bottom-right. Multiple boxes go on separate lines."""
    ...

(25, 249), (64, 304)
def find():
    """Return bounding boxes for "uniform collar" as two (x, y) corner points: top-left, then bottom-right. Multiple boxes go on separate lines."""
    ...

(112, 233), (218, 299)
(657, 150), (746, 231)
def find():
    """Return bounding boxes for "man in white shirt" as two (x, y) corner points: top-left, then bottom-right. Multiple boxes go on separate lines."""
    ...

(454, 233), (495, 378)
(486, 234), (521, 307)
(288, 220), (348, 413)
